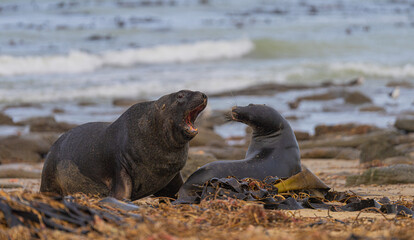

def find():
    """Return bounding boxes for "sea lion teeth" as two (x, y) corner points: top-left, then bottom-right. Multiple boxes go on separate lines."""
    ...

(40, 90), (207, 200)
(183, 99), (207, 136)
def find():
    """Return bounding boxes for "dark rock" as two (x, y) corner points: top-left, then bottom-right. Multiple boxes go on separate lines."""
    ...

(386, 81), (413, 88)
(17, 116), (77, 133)
(0, 133), (59, 163)
(395, 116), (414, 132)
(52, 108), (65, 114)
(189, 127), (225, 147)
(301, 147), (360, 160)
(288, 91), (341, 109)
(77, 101), (96, 106)
(288, 100), (300, 109)
(0, 113), (13, 125)
(344, 91), (372, 105)
(346, 164), (414, 186)
(359, 133), (402, 164)
(359, 105), (386, 112)
(314, 123), (378, 137)
(86, 34), (112, 41)
(294, 131), (311, 141)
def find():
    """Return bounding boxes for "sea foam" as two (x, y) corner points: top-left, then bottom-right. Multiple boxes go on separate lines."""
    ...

(0, 39), (254, 76)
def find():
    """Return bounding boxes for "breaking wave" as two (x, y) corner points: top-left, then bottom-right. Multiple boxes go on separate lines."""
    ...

(0, 39), (254, 76)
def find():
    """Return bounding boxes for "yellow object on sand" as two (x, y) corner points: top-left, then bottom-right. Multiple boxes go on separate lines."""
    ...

(274, 166), (330, 193)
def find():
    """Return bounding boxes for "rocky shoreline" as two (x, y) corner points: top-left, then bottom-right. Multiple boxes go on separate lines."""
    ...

(0, 80), (413, 240)
(0, 79), (413, 191)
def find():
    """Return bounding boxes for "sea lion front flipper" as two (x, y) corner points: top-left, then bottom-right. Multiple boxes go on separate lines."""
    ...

(112, 167), (132, 200)
(153, 172), (184, 199)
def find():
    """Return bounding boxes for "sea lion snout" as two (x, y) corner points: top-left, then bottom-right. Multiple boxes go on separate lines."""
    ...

(230, 105), (251, 123)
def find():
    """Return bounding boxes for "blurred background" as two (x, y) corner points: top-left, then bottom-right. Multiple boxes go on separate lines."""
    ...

(0, 0), (413, 137)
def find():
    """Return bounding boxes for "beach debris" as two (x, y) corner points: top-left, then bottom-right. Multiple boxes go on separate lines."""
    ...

(273, 166), (330, 194)
(0, 186), (413, 239)
(175, 166), (329, 205)
(0, 191), (124, 236)
(99, 197), (140, 212)
(173, 170), (414, 218)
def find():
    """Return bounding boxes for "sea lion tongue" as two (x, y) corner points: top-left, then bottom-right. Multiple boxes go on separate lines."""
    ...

(183, 99), (207, 137)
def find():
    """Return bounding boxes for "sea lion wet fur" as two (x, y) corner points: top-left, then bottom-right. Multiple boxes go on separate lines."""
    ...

(40, 90), (207, 200)
(177, 104), (301, 202)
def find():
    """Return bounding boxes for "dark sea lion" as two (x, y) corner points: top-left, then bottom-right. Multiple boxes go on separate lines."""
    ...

(177, 104), (301, 202)
(40, 90), (207, 200)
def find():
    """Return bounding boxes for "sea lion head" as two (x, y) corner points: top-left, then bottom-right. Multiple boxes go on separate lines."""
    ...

(231, 104), (285, 135)
(155, 90), (207, 145)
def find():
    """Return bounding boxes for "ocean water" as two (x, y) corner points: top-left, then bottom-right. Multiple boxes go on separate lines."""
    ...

(0, 0), (413, 135)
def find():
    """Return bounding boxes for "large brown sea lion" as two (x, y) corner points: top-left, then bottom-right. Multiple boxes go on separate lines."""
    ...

(40, 90), (207, 200)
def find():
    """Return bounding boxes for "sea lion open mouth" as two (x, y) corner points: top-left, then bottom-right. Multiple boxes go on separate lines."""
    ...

(183, 99), (207, 137)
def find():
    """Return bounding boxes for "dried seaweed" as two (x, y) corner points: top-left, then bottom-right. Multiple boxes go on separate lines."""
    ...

(176, 176), (414, 219)
(0, 184), (413, 239)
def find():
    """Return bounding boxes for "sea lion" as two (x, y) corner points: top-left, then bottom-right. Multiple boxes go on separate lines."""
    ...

(177, 104), (301, 202)
(40, 90), (207, 200)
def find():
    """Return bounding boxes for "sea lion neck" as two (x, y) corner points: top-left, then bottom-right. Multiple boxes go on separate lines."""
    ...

(127, 101), (186, 150)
